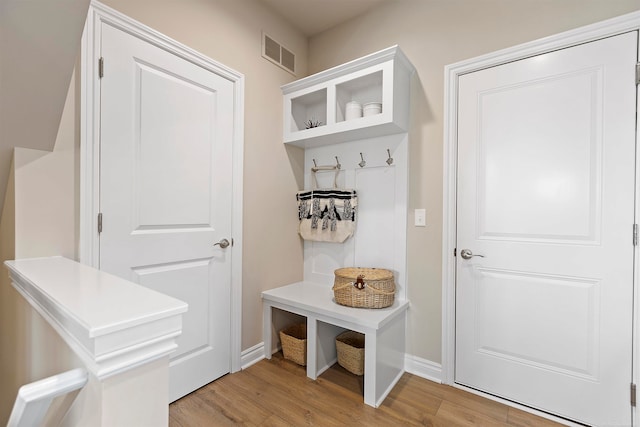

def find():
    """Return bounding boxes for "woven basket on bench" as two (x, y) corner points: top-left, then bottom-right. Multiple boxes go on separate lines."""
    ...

(332, 267), (395, 309)
(336, 331), (365, 375)
(279, 323), (307, 366)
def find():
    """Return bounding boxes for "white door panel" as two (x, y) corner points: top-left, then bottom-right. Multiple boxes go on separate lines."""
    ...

(100, 23), (233, 401)
(456, 32), (637, 426)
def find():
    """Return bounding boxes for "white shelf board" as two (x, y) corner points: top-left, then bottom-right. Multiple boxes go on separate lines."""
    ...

(285, 117), (403, 148)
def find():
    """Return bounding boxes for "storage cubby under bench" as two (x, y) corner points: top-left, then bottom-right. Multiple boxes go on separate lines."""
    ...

(262, 281), (410, 408)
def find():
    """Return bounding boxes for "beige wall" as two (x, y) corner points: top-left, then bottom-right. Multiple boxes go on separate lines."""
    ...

(0, 159), (17, 423)
(308, 0), (640, 363)
(95, 0), (308, 350)
(0, 71), (82, 424)
(4, 7), (639, 417)
(0, 0), (89, 220)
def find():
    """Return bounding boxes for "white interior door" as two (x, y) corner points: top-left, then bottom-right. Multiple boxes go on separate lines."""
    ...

(456, 32), (637, 426)
(99, 23), (234, 402)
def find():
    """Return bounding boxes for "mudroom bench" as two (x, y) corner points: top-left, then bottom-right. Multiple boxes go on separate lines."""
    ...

(262, 281), (409, 407)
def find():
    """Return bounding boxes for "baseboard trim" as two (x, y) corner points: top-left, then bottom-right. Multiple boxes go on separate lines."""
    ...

(241, 342), (265, 370)
(404, 354), (442, 383)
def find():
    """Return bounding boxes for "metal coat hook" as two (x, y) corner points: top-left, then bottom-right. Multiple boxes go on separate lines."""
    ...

(335, 156), (341, 169)
(313, 159), (318, 168)
(386, 149), (394, 166)
(358, 153), (366, 168)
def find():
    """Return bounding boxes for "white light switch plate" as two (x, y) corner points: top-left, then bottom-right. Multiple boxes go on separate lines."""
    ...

(415, 209), (426, 227)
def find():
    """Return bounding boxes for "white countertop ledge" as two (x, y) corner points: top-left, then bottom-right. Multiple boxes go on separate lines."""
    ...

(5, 256), (188, 379)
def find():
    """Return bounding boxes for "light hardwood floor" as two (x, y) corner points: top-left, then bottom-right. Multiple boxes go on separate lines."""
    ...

(169, 352), (564, 426)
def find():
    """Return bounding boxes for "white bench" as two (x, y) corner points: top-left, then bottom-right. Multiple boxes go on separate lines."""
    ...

(262, 281), (409, 407)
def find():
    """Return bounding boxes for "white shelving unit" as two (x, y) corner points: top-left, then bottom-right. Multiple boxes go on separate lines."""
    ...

(264, 46), (416, 408)
(282, 45), (415, 148)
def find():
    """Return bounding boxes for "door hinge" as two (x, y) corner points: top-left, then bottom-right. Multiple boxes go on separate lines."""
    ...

(98, 57), (104, 79)
(631, 383), (636, 407)
(98, 213), (103, 234)
(634, 224), (638, 246)
(636, 63), (640, 85)
(454, 248), (457, 257)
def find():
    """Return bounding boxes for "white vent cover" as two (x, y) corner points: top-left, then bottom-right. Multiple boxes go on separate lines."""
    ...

(262, 32), (296, 75)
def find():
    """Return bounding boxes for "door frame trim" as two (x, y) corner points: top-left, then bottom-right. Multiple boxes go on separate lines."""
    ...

(442, 8), (640, 418)
(80, 0), (245, 373)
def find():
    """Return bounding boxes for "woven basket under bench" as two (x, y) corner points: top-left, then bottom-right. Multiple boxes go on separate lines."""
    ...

(332, 267), (395, 309)
(336, 331), (365, 375)
(279, 323), (307, 366)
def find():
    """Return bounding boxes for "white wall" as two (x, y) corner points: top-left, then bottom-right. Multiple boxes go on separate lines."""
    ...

(308, 0), (640, 364)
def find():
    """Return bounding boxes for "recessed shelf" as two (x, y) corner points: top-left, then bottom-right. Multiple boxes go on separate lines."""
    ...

(336, 70), (383, 123)
(291, 88), (327, 132)
(282, 45), (415, 148)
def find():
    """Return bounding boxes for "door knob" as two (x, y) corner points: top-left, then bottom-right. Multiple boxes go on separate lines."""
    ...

(214, 238), (230, 249)
(460, 249), (484, 260)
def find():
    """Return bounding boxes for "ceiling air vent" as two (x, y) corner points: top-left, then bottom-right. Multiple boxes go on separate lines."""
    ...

(262, 32), (296, 75)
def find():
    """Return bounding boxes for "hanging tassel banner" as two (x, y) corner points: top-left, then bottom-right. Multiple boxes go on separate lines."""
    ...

(296, 189), (358, 243)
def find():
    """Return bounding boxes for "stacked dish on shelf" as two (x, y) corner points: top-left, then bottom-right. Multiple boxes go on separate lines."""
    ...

(345, 101), (382, 121)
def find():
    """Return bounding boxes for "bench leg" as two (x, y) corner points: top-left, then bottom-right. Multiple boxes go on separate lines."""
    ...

(263, 304), (272, 360)
(364, 313), (407, 407)
(306, 317), (318, 379)
(364, 330), (377, 407)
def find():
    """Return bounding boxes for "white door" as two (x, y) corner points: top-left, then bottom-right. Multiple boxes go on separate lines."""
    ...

(456, 32), (637, 426)
(99, 23), (234, 401)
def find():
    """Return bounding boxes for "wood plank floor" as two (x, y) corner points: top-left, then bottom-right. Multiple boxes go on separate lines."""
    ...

(169, 352), (564, 426)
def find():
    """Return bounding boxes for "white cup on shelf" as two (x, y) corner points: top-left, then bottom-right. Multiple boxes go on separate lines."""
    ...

(345, 101), (362, 121)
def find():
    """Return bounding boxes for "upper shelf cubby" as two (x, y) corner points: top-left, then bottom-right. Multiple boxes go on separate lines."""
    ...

(282, 45), (415, 148)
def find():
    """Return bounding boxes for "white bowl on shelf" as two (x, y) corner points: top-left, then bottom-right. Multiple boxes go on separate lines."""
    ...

(363, 102), (382, 117)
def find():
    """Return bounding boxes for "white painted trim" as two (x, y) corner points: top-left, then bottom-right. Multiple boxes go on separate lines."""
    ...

(80, 0), (245, 375)
(7, 368), (87, 427)
(404, 354), (442, 384)
(230, 59), (245, 374)
(5, 257), (187, 380)
(281, 44), (414, 94)
(442, 9), (640, 421)
(634, 33), (640, 427)
(241, 343), (265, 370)
(79, 14), (100, 268)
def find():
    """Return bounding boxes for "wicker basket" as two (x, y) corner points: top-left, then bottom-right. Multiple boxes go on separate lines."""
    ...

(279, 323), (307, 366)
(332, 267), (395, 309)
(336, 331), (365, 375)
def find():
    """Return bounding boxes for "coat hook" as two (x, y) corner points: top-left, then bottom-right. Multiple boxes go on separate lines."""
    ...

(335, 156), (341, 169)
(313, 159), (318, 167)
(386, 149), (394, 166)
(358, 153), (366, 168)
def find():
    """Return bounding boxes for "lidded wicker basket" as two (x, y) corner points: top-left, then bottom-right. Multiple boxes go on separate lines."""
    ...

(332, 267), (395, 309)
